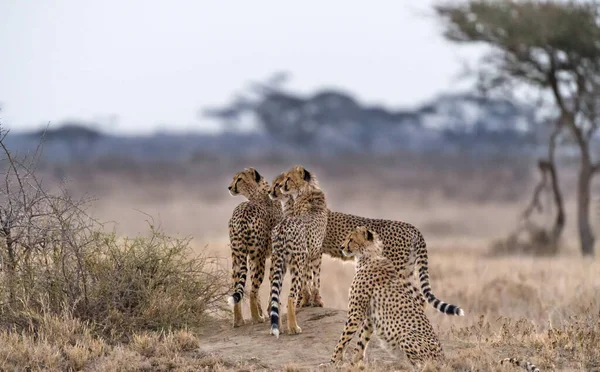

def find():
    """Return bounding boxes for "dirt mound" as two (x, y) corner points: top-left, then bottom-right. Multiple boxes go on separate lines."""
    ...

(197, 307), (397, 370)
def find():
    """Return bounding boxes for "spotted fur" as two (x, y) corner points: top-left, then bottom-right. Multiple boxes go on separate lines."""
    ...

(227, 168), (283, 327)
(280, 166), (329, 307)
(322, 211), (464, 316)
(268, 213), (307, 338)
(330, 226), (443, 367)
(268, 166), (328, 337)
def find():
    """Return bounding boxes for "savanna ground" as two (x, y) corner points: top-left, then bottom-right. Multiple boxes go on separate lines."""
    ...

(6, 152), (600, 371)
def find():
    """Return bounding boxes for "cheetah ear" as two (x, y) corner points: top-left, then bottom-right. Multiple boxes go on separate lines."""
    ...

(302, 168), (311, 182)
(253, 169), (262, 183)
(365, 229), (374, 242)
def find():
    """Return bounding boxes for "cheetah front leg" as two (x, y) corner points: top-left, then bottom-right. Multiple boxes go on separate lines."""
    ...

(248, 252), (267, 323)
(352, 317), (374, 364)
(330, 304), (366, 363)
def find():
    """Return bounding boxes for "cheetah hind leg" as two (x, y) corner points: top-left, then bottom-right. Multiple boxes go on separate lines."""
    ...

(310, 255), (324, 307)
(287, 297), (302, 335)
(289, 254), (306, 331)
(249, 293), (265, 323)
(248, 256), (267, 323)
(311, 291), (324, 307)
(298, 288), (312, 308)
(298, 265), (312, 308)
(233, 302), (245, 327)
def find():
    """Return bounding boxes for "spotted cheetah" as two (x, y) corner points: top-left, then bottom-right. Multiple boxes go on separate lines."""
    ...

(267, 172), (318, 312)
(279, 165), (329, 307)
(323, 211), (463, 316)
(227, 168), (283, 327)
(275, 189), (463, 316)
(500, 358), (540, 372)
(330, 226), (443, 367)
(268, 166), (328, 337)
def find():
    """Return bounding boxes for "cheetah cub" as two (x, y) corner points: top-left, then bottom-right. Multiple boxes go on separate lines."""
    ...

(227, 168), (282, 327)
(330, 226), (443, 368)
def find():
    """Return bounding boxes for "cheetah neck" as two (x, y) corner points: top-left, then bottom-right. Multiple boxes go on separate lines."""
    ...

(292, 188), (327, 215)
(246, 187), (271, 204)
(281, 197), (295, 216)
(355, 242), (384, 268)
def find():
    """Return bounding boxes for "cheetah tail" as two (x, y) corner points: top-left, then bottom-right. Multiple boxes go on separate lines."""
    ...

(500, 357), (540, 372)
(414, 235), (465, 316)
(228, 222), (248, 306)
(269, 237), (286, 338)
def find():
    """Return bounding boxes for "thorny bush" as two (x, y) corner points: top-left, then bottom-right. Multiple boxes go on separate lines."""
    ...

(0, 125), (228, 341)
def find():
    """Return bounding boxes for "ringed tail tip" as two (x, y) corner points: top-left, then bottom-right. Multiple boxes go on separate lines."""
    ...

(270, 325), (280, 338)
(228, 292), (241, 307)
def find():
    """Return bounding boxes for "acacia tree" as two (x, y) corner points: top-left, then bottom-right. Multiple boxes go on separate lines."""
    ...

(436, 0), (600, 256)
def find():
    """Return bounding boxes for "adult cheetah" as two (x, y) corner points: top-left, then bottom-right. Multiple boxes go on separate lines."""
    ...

(227, 168), (282, 327)
(268, 166), (328, 337)
(279, 165), (329, 307)
(273, 186), (463, 316)
(330, 226), (443, 367)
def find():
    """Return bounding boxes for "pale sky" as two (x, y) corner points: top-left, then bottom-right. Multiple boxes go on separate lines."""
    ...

(0, 0), (485, 135)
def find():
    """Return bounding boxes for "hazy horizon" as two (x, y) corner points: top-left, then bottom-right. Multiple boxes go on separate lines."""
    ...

(0, 0), (486, 135)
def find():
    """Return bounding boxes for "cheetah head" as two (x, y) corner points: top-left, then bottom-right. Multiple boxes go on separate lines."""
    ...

(341, 226), (381, 258)
(228, 168), (268, 198)
(268, 172), (288, 202)
(280, 165), (319, 198)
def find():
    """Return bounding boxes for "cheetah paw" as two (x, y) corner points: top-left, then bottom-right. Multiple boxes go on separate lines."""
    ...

(288, 325), (302, 335)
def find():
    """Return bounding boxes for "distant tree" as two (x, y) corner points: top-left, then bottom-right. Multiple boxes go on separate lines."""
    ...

(201, 72), (290, 132)
(202, 72), (537, 153)
(202, 73), (423, 150)
(436, 0), (600, 256)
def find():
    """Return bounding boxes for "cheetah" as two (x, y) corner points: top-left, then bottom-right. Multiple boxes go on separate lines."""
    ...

(322, 211), (463, 316)
(274, 188), (463, 316)
(267, 171), (312, 311)
(279, 165), (329, 307)
(268, 166), (328, 337)
(330, 226), (443, 367)
(227, 168), (283, 327)
(500, 358), (540, 372)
